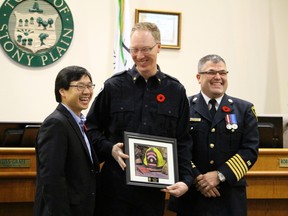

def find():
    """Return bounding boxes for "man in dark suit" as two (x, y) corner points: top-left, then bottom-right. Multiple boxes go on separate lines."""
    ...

(34, 66), (100, 216)
(168, 54), (259, 216)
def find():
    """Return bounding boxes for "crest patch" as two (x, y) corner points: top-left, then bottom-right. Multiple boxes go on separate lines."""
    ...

(251, 105), (258, 121)
(0, 0), (74, 67)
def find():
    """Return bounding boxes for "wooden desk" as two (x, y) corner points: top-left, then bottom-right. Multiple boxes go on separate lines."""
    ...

(0, 148), (36, 216)
(1, 148), (288, 216)
(246, 149), (288, 216)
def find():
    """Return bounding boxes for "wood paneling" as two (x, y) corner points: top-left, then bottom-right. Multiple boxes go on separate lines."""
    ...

(0, 148), (36, 216)
(245, 149), (288, 216)
(1, 148), (288, 216)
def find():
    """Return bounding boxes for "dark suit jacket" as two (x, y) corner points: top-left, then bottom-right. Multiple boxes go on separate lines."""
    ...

(169, 93), (259, 216)
(34, 103), (100, 216)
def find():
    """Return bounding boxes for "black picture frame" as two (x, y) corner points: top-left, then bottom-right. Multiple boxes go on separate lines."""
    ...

(124, 131), (178, 188)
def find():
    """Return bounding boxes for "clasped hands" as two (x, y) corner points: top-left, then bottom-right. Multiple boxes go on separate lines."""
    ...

(195, 171), (221, 197)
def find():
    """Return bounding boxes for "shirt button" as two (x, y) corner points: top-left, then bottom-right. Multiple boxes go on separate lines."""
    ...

(211, 128), (216, 132)
(143, 122), (147, 125)
(144, 104), (148, 108)
(120, 107), (124, 110)
(210, 143), (214, 148)
(210, 160), (214, 164)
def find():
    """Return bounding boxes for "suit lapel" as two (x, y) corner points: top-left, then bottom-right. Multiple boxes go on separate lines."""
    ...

(57, 104), (94, 164)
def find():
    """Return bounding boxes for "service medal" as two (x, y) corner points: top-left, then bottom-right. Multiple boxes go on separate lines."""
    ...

(230, 114), (238, 130)
(225, 114), (238, 130)
(225, 115), (232, 130)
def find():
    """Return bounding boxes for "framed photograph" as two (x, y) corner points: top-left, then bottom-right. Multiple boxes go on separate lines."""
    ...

(124, 131), (178, 188)
(135, 9), (181, 49)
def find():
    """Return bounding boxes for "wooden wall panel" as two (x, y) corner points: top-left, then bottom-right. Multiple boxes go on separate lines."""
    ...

(0, 148), (288, 216)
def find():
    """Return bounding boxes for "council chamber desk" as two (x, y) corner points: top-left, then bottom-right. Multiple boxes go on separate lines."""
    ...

(0, 148), (36, 216)
(246, 148), (288, 216)
(0, 148), (288, 216)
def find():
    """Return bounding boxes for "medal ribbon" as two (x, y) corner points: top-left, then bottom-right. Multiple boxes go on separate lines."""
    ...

(225, 115), (231, 125)
(230, 114), (237, 124)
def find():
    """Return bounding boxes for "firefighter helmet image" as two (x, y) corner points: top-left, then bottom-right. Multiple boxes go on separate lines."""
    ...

(143, 147), (166, 168)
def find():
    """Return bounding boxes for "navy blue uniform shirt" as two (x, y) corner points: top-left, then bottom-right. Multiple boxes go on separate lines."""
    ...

(86, 65), (193, 216)
(168, 92), (259, 216)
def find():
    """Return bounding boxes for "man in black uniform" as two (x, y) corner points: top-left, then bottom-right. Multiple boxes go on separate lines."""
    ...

(86, 22), (193, 216)
(168, 54), (259, 216)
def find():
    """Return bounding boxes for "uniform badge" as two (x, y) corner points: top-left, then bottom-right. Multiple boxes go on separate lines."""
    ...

(251, 105), (258, 121)
(0, 0), (74, 67)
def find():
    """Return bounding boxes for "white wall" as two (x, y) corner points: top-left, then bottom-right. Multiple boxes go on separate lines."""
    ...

(1, 0), (288, 122)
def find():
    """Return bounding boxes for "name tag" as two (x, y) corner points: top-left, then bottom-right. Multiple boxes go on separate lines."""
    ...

(279, 158), (288, 167)
(190, 118), (201, 122)
(0, 159), (31, 168)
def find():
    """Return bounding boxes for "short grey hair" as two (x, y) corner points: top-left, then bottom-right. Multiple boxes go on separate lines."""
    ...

(198, 54), (226, 72)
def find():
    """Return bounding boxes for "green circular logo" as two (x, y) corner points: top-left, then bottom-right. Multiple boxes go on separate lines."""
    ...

(0, 0), (74, 67)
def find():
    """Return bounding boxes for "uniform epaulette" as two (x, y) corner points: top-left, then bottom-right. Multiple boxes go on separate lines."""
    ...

(111, 70), (127, 78)
(104, 70), (128, 85)
(188, 95), (198, 104)
(164, 73), (180, 83)
(189, 95), (197, 100)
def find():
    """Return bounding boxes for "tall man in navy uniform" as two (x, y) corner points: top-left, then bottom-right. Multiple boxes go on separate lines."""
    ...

(86, 22), (193, 216)
(168, 54), (259, 216)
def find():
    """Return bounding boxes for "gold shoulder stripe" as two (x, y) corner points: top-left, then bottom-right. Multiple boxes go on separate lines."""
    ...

(235, 154), (248, 171)
(226, 154), (248, 181)
(230, 157), (246, 177)
(226, 160), (241, 181)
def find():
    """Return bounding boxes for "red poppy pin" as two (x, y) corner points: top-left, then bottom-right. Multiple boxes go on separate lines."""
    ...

(222, 106), (231, 113)
(156, 94), (165, 103)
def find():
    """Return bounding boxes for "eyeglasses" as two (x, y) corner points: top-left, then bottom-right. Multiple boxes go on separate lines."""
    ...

(129, 43), (158, 55)
(198, 70), (229, 76)
(69, 84), (95, 91)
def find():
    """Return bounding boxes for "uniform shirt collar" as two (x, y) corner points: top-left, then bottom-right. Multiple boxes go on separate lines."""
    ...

(200, 91), (224, 110)
(128, 64), (164, 84)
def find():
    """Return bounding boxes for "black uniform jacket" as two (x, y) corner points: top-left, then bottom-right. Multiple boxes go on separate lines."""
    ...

(169, 93), (259, 216)
(34, 103), (100, 216)
(86, 65), (194, 209)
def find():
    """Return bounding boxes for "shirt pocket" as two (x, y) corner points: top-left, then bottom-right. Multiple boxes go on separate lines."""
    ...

(110, 102), (135, 131)
(156, 105), (179, 136)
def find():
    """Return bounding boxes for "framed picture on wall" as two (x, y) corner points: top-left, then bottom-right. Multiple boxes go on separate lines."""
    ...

(135, 9), (181, 49)
(124, 131), (179, 188)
